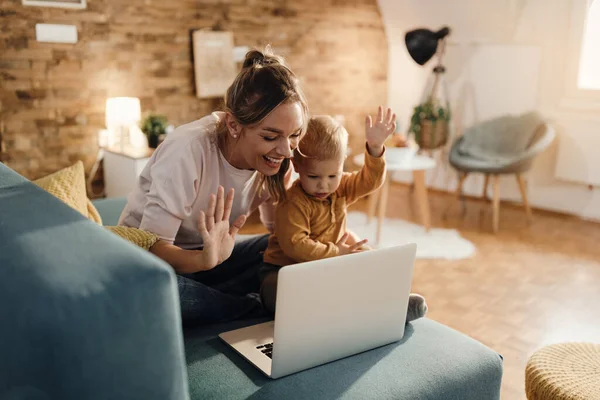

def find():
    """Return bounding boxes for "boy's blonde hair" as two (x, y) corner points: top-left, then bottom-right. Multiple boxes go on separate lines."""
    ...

(294, 115), (348, 163)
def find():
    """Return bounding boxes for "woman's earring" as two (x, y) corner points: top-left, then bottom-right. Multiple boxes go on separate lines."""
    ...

(232, 134), (237, 138)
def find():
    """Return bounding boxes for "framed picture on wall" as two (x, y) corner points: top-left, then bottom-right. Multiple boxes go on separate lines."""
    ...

(22, 0), (86, 9)
(192, 30), (236, 99)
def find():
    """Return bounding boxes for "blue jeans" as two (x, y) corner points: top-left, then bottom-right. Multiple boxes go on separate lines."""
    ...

(177, 234), (269, 326)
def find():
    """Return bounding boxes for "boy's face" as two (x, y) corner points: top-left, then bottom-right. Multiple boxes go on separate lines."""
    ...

(294, 157), (344, 199)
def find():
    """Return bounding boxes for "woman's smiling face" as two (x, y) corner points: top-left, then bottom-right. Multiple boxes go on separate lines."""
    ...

(226, 101), (305, 176)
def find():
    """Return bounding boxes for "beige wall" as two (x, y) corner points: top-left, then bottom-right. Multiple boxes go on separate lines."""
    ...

(0, 0), (387, 180)
(378, 0), (600, 221)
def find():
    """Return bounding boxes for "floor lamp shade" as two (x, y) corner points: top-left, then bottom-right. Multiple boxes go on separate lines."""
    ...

(405, 27), (451, 65)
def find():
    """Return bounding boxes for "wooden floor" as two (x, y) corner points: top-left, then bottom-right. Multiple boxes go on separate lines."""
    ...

(241, 182), (600, 399)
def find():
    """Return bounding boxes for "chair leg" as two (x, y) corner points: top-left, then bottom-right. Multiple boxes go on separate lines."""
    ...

(413, 170), (431, 232)
(492, 175), (500, 233)
(443, 172), (468, 220)
(516, 174), (532, 223)
(376, 174), (391, 244)
(457, 172), (468, 217)
(482, 174), (489, 201)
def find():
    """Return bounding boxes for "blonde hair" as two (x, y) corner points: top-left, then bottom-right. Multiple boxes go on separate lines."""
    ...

(217, 47), (309, 202)
(294, 115), (348, 164)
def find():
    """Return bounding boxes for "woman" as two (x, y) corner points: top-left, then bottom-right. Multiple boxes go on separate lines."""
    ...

(119, 48), (309, 325)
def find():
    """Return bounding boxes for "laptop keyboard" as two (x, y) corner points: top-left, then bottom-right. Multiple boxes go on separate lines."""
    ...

(256, 342), (273, 359)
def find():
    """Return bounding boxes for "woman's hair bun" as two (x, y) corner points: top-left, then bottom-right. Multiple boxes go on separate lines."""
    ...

(242, 46), (284, 69)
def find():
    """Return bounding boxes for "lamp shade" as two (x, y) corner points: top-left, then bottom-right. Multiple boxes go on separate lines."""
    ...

(405, 27), (451, 66)
(105, 97), (141, 128)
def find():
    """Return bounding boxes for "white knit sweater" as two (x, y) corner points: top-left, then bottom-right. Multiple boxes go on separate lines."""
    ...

(119, 112), (275, 249)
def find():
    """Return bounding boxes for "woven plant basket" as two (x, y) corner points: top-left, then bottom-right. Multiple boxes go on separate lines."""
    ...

(416, 119), (449, 150)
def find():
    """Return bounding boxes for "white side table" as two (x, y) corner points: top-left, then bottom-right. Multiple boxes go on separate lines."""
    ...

(353, 153), (436, 244)
(103, 146), (154, 198)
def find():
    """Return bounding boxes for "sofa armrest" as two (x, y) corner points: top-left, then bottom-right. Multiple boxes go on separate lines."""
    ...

(0, 174), (188, 399)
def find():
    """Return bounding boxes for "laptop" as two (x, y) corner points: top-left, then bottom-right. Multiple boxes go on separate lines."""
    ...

(219, 243), (417, 379)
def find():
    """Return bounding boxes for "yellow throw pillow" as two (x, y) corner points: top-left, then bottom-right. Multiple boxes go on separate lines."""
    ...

(33, 162), (158, 250)
(33, 161), (102, 225)
(87, 199), (103, 225)
(105, 226), (159, 251)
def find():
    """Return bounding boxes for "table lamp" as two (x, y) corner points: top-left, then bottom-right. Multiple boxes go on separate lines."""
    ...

(105, 97), (141, 152)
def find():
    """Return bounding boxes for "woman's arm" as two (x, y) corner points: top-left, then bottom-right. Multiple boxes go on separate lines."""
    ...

(138, 141), (203, 244)
(150, 241), (207, 274)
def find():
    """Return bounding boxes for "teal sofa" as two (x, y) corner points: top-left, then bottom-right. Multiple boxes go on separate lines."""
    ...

(0, 162), (503, 399)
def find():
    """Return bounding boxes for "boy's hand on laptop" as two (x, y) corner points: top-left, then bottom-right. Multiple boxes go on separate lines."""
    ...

(365, 106), (396, 157)
(196, 186), (247, 270)
(336, 233), (368, 256)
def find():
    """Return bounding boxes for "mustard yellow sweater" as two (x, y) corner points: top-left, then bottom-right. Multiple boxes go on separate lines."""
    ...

(263, 149), (386, 267)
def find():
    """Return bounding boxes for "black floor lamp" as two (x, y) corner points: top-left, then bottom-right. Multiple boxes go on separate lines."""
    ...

(406, 26), (450, 96)
(405, 26), (452, 151)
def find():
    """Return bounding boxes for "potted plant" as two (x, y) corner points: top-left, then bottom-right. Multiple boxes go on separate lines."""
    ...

(141, 114), (168, 148)
(408, 100), (451, 150)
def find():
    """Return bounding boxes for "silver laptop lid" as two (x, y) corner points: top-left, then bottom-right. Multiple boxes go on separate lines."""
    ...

(270, 243), (417, 378)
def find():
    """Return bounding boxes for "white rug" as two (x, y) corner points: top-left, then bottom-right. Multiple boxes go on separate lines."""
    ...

(346, 211), (476, 260)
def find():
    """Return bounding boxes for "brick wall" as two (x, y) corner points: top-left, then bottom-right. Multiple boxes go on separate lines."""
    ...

(0, 0), (387, 181)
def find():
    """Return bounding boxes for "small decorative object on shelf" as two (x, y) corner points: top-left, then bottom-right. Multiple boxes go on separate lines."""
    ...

(141, 114), (168, 149)
(384, 131), (419, 166)
(385, 123), (419, 150)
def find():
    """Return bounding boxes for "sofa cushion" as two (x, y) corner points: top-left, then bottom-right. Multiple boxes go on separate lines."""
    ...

(183, 318), (503, 400)
(0, 162), (28, 187)
(458, 111), (542, 163)
(0, 163), (189, 400)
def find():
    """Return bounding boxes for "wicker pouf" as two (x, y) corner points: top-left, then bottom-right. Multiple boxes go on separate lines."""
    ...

(526, 343), (600, 400)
